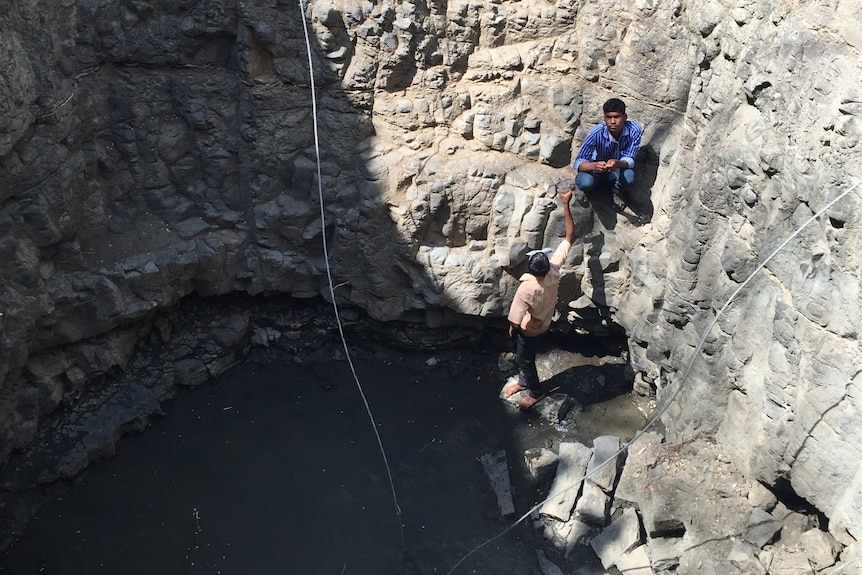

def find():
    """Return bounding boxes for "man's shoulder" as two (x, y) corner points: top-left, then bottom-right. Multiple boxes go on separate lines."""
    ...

(624, 120), (643, 133)
(587, 123), (606, 136)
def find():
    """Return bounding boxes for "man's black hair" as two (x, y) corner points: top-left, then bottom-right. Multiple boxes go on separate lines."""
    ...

(528, 251), (551, 277)
(603, 98), (626, 114)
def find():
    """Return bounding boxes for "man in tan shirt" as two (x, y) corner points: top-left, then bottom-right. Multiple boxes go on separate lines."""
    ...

(504, 184), (575, 409)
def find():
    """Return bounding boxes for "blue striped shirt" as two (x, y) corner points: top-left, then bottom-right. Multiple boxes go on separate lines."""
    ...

(573, 120), (643, 171)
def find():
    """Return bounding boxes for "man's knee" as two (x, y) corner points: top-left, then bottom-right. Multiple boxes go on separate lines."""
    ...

(620, 169), (636, 189)
(575, 172), (596, 192)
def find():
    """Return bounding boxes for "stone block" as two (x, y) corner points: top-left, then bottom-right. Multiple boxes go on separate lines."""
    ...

(797, 529), (839, 569)
(641, 490), (686, 537)
(575, 480), (609, 525)
(616, 545), (654, 575)
(587, 435), (622, 493)
(479, 450), (514, 517)
(540, 442), (592, 521)
(647, 536), (683, 574)
(615, 432), (664, 505)
(727, 539), (766, 575)
(525, 447), (559, 483)
(746, 481), (777, 511)
(743, 508), (782, 548)
(564, 519), (595, 557)
(590, 507), (642, 569)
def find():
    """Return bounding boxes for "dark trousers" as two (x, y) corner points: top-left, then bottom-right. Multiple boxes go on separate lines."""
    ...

(513, 329), (543, 397)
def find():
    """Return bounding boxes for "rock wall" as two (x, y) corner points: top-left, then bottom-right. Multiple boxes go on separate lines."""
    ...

(1, 0), (860, 543)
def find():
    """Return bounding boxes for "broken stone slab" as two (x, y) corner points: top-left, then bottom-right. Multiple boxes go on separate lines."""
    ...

(727, 539), (767, 575)
(534, 549), (565, 575)
(564, 519), (595, 557)
(641, 489), (686, 537)
(746, 481), (777, 511)
(616, 544), (654, 575)
(479, 450), (515, 517)
(525, 447), (559, 483)
(539, 442), (593, 521)
(614, 431), (664, 505)
(647, 536), (683, 574)
(796, 528), (840, 569)
(590, 507), (642, 569)
(574, 480), (610, 525)
(743, 508), (782, 548)
(586, 435), (622, 493)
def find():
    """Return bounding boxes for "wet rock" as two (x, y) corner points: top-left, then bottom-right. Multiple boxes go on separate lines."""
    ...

(479, 450), (515, 517)
(525, 447), (559, 483)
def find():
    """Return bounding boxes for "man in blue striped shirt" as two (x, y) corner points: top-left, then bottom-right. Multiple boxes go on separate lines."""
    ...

(572, 98), (643, 209)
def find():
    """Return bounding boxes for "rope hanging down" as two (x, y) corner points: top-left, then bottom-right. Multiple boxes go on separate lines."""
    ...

(297, 0), (405, 550)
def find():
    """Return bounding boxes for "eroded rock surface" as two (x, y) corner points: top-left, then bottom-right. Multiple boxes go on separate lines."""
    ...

(1, 0), (861, 549)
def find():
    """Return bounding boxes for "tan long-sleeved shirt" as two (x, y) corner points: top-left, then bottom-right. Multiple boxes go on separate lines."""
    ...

(507, 240), (571, 336)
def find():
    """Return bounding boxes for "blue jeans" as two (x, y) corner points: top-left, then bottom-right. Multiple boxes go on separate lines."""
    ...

(575, 168), (635, 196)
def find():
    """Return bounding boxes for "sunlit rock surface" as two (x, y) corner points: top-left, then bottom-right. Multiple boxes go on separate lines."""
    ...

(1, 0), (861, 543)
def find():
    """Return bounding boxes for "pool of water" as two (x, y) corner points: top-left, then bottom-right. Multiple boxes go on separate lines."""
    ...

(0, 342), (646, 575)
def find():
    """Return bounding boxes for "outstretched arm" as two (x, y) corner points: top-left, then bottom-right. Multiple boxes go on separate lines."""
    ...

(558, 187), (575, 243)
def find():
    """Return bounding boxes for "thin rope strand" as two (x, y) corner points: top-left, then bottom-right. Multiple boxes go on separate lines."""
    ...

(297, 0), (405, 549)
(447, 182), (861, 574)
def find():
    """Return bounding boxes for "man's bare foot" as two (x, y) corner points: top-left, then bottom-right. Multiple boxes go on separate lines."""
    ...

(517, 394), (545, 410)
(503, 382), (527, 398)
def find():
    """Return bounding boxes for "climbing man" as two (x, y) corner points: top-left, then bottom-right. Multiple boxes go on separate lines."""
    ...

(572, 97), (643, 210)
(503, 182), (575, 410)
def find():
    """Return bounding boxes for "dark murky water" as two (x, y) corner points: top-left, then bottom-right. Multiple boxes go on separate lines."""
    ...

(0, 341), (646, 575)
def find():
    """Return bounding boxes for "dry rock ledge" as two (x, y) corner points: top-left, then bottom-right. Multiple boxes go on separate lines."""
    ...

(1, 0), (861, 569)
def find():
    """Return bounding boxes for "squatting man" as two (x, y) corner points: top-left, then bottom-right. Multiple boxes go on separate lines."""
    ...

(503, 183), (575, 409)
(572, 97), (643, 210)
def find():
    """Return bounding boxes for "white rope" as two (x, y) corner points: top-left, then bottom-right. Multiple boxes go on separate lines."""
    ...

(447, 182), (861, 574)
(297, 0), (405, 549)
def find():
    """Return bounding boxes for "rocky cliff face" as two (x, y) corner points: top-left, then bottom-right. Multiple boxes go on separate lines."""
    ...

(1, 0), (860, 543)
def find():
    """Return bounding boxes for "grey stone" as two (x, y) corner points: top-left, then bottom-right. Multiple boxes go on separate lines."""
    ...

(586, 435), (622, 493)
(727, 539), (767, 575)
(743, 508), (782, 548)
(479, 450), (515, 517)
(747, 482), (777, 511)
(641, 490), (686, 537)
(540, 442), (593, 522)
(575, 481), (610, 525)
(525, 447), (559, 483)
(647, 536), (683, 573)
(564, 519), (595, 557)
(616, 545), (654, 575)
(615, 432), (664, 506)
(590, 507), (642, 569)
